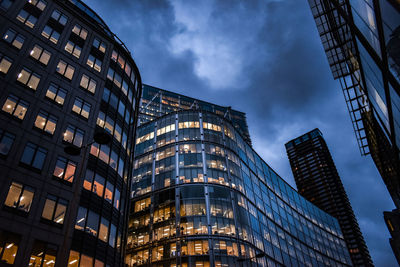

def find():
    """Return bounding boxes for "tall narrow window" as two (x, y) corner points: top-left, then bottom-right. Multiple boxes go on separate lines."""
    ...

(0, 129), (15, 156)
(98, 217), (109, 242)
(41, 195), (68, 224)
(17, 67), (41, 90)
(45, 83), (67, 105)
(2, 94), (29, 120)
(79, 74), (96, 93)
(75, 206), (87, 231)
(0, 54), (13, 74)
(72, 97), (91, 119)
(2, 28), (25, 49)
(20, 142), (47, 170)
(4, 181), (34, 213)
(29, 240), (57, 267)
(34, 110), (57, 135)
(53, 156), (76, 183)
(0, 230), (20, 265)
(56, 60), (75, 80)
(30, 44), (51, 65)
(63, 125), (84, 147)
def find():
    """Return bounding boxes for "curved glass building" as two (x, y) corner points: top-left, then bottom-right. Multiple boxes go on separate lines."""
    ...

(127, 109), (352, 266)
(0, 0), (141, 266)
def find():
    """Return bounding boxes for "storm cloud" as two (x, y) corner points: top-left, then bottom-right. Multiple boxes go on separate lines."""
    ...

(84, 0), (397, 265)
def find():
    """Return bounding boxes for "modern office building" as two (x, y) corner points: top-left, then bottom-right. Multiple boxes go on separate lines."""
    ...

(126, 87), (352, 266)
(307, 0), (400, 262)
(0, 0), (141, 266)
(285, 129), (373, 266)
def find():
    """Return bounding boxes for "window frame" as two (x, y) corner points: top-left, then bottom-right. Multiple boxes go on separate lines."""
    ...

(4, 181), (35, 214)
(45, 83), (67, 106)
(79, 74), (97, 94)
(72, 97), (91, 119)
(53, 156), (76, 183)
(41, 194), (68, 225)
(2, 94), (29, 120)
(34, 109), (57, 135)
(20, 142), (47, 170)
(2, 28), (25, 50)
(56, 60), (75, 80)
(29, 44), (52, 65)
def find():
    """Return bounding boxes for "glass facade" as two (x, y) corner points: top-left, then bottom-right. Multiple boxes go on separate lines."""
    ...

(127, 110), (351, 266)
(0, 0), (141, 266)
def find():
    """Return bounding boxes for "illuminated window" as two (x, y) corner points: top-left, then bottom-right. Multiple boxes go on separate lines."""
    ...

(45, 83), (67, 106)
(0, 54), (12, 74)
(53, 156), (76, 183)
(79, 74), (97, 93)
(71, 24), (87, 40)
(4, 181), (34, 213)
(0, 129), (15, 156)
(134, 198), (151, 212)
(72, 97), (91, 119)
(16, 9), (38, 28)
(56, 60), (75, 80)
(41, 25), (60, 44)
(17, 67), (41, 90)
(27, 0), (47, 11)
(63, 124), (84, 147)
(0, 231), (20, 265)
(50, 9), (68, 26)
(93, 37), (106, 53)
(34, 110), (57, 135)
(2, 28), (25, 49)
(30, 44), (51, 65)
(86, 54), (102, 72)
(181, 240), (209, 256)
(74, 206), (87, 231)
(20, 142), (47, 170)
(29, 240), (57, 267)
(64, 40), (82, 58)
(98, 217), (109, 242)
(41, 194), (68, 224)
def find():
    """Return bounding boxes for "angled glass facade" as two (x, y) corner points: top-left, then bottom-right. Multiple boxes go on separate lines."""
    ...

(126, 110), (351, 266)
(0, 0), (141, 266)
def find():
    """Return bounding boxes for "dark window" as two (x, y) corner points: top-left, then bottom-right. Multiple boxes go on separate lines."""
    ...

(4, 181), (34, 213)
(16, 67), (41, 90)
(29, 240), (57, 267)
(0, 129), (15, 156)
(2, 28), (25, 49)
(20, 142), (47, 170)
(41, 25), (60, 44)
(56, 60), (74, 80)
(50, 9), (68, 26)
(2, 94), (29, 120)
(72, 97), (91, 119)
(16, 9), (38, 28)
(92, 37), (106, 53)
(64, 40), (82, 58)
(34, 110), (57, 135)
(30, 44), (51, 65)
(0, 230), (20, 265)
(45, 83), (67, 105)
(41, 194), (68, 224)
(0, 54), (12, 74)
(79, 74), (96, 93)
(63, 125), (84, 147)
(0, 0), (13, 10)
(53, 156), (76, 183)
(71, 24), (87, 40)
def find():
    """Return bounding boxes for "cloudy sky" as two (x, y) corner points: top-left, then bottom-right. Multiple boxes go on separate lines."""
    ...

(85, 0), (396, 265)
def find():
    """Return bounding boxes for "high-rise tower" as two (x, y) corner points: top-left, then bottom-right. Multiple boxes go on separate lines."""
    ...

(0, 0), (142, 266)
(285, 129), (373, 266)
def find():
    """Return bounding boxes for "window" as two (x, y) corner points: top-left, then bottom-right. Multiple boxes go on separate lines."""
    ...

(17, 67), (41, 90)
(30, 44), (51, 65)
(41, 25), (60, 44)
(65, 40), (82, 58)
(29, 241), (57, 267)
(2, 28), (25, 49)
(0, 231), (20, 265)
(86, 210), (99, 237)
(2, 94), (29, 120)
(79, 74), (96, 93)
(27, 0), (47, 11)
(0, 0), (13, 10)
(4, 181), (34, 213)
(99, 217), (109, 242)
(41, 195), (68, 224)
(16, 9), (38, 28)
(0, 129), (15, 156)
(71, 24), (87, 40)
(0, 54), (12, 74)
(53, 156), (76, 182)
(20, 142), (47, 170)
(63, 125), (84, 147)
(50, 9), (68, 26)
(56, 60), (75, 80)
(45, 83), (67, 105)
(72, 97), (91, 119)
(75, 206), (87, 231)
(86, 54), (102, 72)
(92, 38), (106, 53)
(34, 110), (57, 135)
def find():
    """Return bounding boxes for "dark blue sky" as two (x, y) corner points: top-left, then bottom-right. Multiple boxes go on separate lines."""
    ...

(85, 0), (396, 265)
